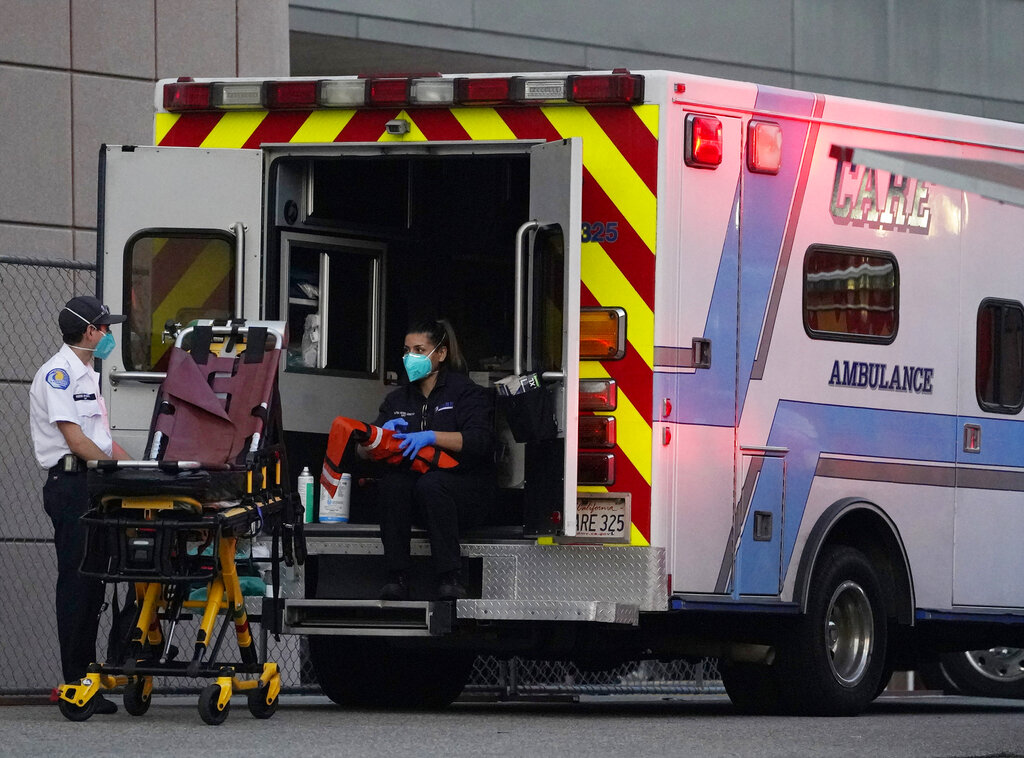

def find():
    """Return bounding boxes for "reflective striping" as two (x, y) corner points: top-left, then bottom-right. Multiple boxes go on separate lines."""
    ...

(451, 107), (518, 141)
(403, 108), (471, 141)
(154, 113), (180, 145)
(586, 105), (659, 195)
(336, 109), (401, 141)
(200, 111), (267, 148)
(581, 243), (655, 369)
(242, 111), (313, 149)
(378, 109), (430, 142)
(158, 112), (224, 147)
(291, 109), (356, 143)
(633, 103), (659, 139)
(542, 106), (657, 253)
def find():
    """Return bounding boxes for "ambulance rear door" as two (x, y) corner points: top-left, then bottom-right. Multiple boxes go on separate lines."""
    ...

(98, 145), (263, 457)
(521, 138), (583, 535)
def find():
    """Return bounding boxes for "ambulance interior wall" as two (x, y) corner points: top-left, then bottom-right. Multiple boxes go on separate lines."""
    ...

(270, 153), (533, 527)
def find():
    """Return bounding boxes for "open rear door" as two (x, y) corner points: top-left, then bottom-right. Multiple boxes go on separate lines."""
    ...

(520, 139), (583, 535)
(98, 145), (263, 456)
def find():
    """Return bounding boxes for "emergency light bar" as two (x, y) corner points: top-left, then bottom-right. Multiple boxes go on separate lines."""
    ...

(163, 72), (645, 112)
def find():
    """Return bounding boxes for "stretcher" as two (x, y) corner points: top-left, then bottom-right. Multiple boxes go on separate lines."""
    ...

(56, 321), (304, 725)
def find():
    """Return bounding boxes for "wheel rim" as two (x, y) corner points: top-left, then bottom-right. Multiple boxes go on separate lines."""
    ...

(964, 648), (1024, 683)
(825, 580), (874, 686)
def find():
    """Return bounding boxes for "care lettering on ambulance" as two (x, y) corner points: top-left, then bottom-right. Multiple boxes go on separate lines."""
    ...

(829, 158), (931, 234)
(828, 360), (934, 394)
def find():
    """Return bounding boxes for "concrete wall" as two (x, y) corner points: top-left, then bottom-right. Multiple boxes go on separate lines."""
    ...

(0, 0), (290, 266)
(289, 0), (1024, 124)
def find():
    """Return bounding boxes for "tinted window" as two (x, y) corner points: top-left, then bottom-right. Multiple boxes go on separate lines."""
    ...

(803, 247), (898, 342)
(977, 299), (1024, 413)
(123, 232), (235, 371)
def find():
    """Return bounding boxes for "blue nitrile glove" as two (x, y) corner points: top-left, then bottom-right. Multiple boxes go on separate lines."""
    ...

(395, 429), (436, 459)
(382, 417), (408, 432)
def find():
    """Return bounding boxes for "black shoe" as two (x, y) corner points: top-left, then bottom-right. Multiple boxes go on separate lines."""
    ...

(437, 571), (466, 601)
(94, 694), (118, 715)
(380, 572), (410, 601)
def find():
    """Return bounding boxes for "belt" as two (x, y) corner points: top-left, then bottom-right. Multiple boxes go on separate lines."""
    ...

(48, 454), (87, 474)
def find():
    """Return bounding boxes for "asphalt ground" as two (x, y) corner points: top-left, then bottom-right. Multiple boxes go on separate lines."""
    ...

(2, 693), (1022, 757)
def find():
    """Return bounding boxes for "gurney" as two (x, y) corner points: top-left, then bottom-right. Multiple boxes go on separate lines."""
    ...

(56, 321), (304, 725)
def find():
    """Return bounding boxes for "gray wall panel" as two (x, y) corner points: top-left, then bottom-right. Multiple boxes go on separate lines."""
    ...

(71, 0), (155, 78)
(0, 543), (62, 691)
(0, 384), (51, 540)
(890, 0), (985, 94)
(157, 0), (239, 79)
(0, 225), (72, 260)
(986, 0), (1024, 100)
(794, 0), (890, 80)
(0, 0), (71, 68)
(239, 0), (292, 76)
(0, 66), (72, 227)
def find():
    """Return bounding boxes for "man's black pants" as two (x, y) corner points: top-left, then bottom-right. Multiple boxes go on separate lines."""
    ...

(378, 469), (492, 576)
(43, 469), (104, 683)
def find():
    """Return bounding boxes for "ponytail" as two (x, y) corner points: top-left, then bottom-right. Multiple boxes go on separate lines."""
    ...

(408, 318), (467, 373)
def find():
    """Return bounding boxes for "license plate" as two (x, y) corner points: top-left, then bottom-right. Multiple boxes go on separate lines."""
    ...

(570, 493), (631, 543)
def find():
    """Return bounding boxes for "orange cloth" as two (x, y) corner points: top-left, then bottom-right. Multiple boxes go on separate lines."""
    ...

(320, 416), (458, 498)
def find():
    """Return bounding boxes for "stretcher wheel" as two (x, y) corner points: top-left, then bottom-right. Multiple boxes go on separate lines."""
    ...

(123, 678), (151, 716)
(198, 684), (230, 725)
(58, 697), (96, 722)
(247, 684), (278, 719)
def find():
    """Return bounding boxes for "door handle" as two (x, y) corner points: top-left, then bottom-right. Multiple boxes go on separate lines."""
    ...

(513, 219), (540, 376)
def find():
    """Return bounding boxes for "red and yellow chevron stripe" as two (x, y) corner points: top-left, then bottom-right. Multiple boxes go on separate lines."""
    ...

(155, 105), (658, 544)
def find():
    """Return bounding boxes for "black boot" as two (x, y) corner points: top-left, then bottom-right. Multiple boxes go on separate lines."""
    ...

(436, 570), (466, 601)
(379, 571), (410, 601)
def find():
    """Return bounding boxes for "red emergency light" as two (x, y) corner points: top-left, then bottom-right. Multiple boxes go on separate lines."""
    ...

(748, 120), (783, 174)
(579, 415), (616, 449)
(568, 72), (644, 104)
(578, 453), (615, 486)
(164, 80), (212, 111)
(264, 80), (317, 109)
(368, 78), (410, 106)
(455, 77), (512, 105)
(685, 113), (723, 169)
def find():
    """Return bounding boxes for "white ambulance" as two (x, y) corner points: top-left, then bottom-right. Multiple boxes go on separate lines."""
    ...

(97, 69), (1024, 714)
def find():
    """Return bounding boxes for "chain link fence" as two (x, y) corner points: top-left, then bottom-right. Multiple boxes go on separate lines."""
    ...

(0, 255), (721, 700)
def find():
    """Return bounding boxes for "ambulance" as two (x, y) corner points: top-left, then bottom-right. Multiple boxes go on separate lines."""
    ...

(97, 69), (1024, 715)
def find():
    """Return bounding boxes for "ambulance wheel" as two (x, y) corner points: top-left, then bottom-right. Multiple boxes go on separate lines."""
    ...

(123, 678), (151, 716)
(247, 684), (279, 719)
(776, 546), (888, 716)
(198, 684), (230, 725)
(921, 648), (1024, 699)
(311, 636), (473, 709)
(720, 661), (785, 715)
(58, 697), (96, 722)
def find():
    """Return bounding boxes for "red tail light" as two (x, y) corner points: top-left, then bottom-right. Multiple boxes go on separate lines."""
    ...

(164, 81), (211, 111)
(580, 379), (617, 411)
(685, 113), (723, 168)
(748, 120), (783, 174)
(455, 77), (512, 105)
(578, 453), (615, 486)
(579, 416), (616, 448)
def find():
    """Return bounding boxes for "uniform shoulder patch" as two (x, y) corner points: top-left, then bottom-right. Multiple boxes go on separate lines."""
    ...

(45, 368), (71, 390)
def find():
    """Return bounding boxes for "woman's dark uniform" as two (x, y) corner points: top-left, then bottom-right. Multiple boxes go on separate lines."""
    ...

(374, 368), (494, 597)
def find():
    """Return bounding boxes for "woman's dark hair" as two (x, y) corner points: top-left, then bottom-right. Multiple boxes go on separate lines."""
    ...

(407, 318), (467, 373)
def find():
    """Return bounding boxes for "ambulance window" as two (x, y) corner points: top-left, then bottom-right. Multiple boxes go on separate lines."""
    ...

(122, 231), (235, 371)
(281, 234), (382, 377)
(976, 299), (1024, 414)
(803, 247), (897, 343)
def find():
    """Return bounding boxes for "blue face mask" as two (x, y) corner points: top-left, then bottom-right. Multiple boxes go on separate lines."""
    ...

(403, 344), (440, 383)
(93, 331), (116, 360)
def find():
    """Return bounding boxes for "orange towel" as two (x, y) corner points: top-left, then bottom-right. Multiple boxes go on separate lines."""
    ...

(320, 416), (458, 498)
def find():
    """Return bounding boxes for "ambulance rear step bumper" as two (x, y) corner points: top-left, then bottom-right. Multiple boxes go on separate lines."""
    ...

(456, 599), (639, 625)
(281, 599), (454, 637)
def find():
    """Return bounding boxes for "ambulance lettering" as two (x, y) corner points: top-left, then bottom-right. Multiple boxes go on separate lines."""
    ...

(829, 158), (931, 234)
(828, 359), (933, 394)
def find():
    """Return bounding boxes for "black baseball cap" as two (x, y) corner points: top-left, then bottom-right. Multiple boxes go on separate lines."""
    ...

(58, 295), (127, 334)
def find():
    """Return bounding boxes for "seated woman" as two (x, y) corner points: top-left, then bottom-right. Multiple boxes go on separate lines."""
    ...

(374, 318), (494, 601)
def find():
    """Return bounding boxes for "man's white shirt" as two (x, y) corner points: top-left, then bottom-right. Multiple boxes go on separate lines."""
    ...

(29, 344), (112, 468)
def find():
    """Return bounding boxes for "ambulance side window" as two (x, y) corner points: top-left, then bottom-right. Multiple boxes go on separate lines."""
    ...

(122, 230), (235, 371)
(976, 299), (1024, 414)
(802, 246), (898, 343)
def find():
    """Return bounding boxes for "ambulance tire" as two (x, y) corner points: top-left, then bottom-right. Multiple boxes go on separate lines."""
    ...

(720, 661), (787, 715)
(776, 545), (888, 716)
(919, 649), (1024, 699)
(310, 636), (474, 709)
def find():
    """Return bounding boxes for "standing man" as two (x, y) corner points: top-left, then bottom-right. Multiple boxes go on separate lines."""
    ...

(29, 295), (131, 714)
